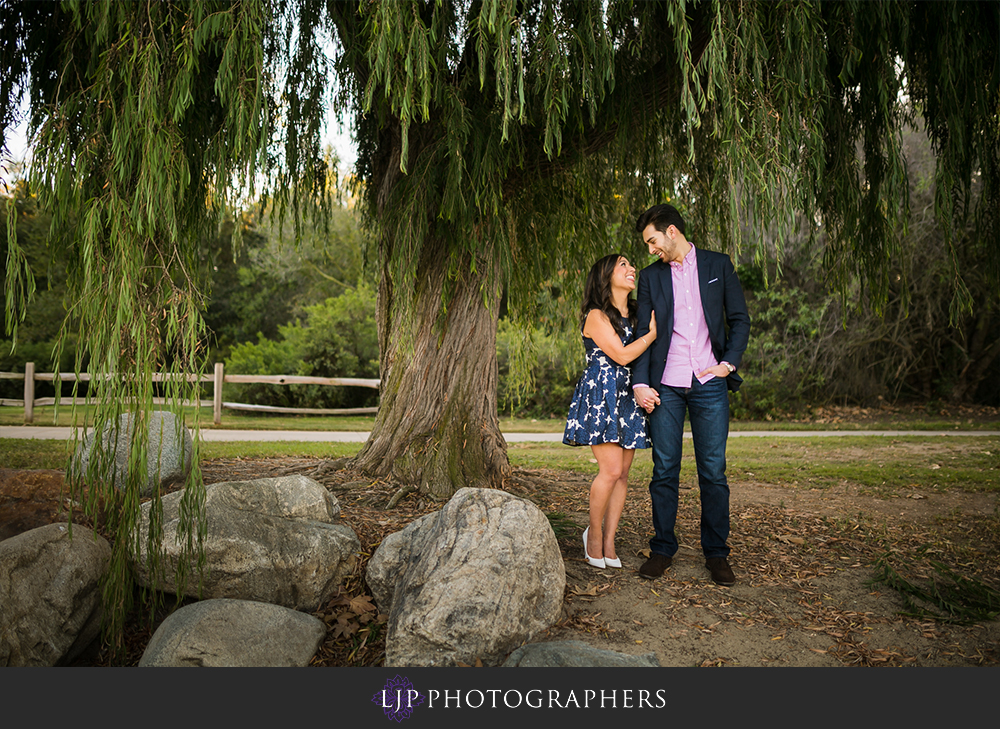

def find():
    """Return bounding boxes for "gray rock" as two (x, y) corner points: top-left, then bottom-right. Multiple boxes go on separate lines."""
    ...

(367, 487), (565, 667)
(72, 411), (193, 497)
(365, 511), (435, 611)
(503, 640), (661, 667)
(134, 474), (359, 610)
(0, 523), (110, 666)
(139, 598), (326, 667)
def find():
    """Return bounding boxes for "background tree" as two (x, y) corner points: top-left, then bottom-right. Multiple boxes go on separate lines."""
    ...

(733, 122), (1000, 417)
(201, 203), (368, 354)
(0, 179), (80, 399)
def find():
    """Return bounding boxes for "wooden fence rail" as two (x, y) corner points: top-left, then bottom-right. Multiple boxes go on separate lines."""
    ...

(0, 362), (380, 424)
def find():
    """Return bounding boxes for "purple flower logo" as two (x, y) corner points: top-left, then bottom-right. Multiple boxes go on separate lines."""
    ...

(373, 675), (425, 722)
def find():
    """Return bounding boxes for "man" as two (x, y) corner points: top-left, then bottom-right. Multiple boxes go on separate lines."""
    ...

(631, 204), (751, 586)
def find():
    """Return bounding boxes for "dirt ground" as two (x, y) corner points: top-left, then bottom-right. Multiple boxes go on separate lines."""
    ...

(190, 444), (1000, 669)
(531, 471), (1000, 668)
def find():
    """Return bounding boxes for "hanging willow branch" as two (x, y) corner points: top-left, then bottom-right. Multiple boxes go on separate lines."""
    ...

(873, 549), (1000, 625)
(3, 0), (289, 654)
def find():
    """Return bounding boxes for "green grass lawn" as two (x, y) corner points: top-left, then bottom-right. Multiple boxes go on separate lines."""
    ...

(3, 405), (554, 433)
(5, 434), (997, 494)
(4, 404), (1000, 433)
(510, 436), (1000, 493)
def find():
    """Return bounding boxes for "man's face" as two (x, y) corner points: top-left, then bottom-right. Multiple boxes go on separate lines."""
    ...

(642, 223), (682, 264)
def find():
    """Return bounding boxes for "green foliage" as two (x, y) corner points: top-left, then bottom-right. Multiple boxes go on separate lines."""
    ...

(225, 333), (306, 408)
(199, 220), (294, 349)
(298, 285), (379, 381)
(225, 284), (379, 409)
(201, 205), (369, 355)
(732, 126), (1000, 416)
(873, 548), (1000, 625)
(496, 319), (580, 419)
(1, 182), (79, 398)
(731, 272), (835, 418)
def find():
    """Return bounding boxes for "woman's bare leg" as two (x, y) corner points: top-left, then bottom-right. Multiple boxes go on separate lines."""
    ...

(601, 447), (633, 560)
(588, 443), (626, 560)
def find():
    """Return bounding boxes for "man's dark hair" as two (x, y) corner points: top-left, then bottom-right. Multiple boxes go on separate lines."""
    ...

(636, 204), (686, 236)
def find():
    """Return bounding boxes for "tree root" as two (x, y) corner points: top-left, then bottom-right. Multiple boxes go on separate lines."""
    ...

(386, 484), (417, 509)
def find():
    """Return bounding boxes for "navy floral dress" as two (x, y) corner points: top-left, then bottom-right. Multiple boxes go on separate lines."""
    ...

(563, 316), (649, 450)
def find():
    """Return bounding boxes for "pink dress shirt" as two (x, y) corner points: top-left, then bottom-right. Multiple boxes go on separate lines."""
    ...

(633, 244), (726, 391)
(661, 244), (718, 387)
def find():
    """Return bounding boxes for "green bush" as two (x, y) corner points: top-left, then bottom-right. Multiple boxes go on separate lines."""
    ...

(0, 336), (81, 400)
(497, 319), (582, 419)
(224, 330), (307, 408)
(730, 278), (833, 419)
(223, 284), (379, 410)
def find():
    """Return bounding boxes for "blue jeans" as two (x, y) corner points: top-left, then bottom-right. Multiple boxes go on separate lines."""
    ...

(647, 376), (731, 559)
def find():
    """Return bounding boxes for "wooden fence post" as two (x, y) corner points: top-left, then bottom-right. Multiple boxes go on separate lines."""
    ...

(213, 362), (224, 425)
(23, 362), (34, 424)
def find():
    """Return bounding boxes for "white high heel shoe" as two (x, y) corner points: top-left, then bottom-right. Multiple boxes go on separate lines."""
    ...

(582, 527), (605, 568)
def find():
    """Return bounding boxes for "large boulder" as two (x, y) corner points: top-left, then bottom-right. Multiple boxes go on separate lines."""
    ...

(139, 598), (327, 667)
(72, 411), (193, 498)
(503, 640), (661, 667)
(367, 487), (565, 667)
(135, 475), (360, 610)
(0, 523), (110, 666)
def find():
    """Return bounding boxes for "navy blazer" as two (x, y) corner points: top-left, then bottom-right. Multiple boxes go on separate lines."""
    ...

(633, 247), (751, 393)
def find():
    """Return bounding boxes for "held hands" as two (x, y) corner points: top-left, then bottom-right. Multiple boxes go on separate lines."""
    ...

(634, 386), (660, 414)
(634, 312), (659, 413)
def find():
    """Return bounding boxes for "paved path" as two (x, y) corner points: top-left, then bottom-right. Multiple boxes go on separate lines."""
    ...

(2, 426), (998, 442)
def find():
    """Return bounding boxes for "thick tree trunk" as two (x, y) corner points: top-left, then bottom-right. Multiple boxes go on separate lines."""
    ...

(352, 232), (511, 499)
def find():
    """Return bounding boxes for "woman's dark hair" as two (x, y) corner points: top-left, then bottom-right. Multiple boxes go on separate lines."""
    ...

(580, 254), (637, 338)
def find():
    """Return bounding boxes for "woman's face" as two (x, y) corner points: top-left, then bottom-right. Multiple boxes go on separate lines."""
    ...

(610, 256), (636, 292)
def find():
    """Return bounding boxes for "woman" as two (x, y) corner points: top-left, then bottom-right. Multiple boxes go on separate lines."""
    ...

(563, 254), (656, 569)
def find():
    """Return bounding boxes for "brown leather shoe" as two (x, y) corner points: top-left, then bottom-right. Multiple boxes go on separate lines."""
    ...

(639, 553), (673, 580)
(705, 557), (736, 586)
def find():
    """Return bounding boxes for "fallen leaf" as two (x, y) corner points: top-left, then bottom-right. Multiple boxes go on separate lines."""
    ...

(350, 595), (377, 614)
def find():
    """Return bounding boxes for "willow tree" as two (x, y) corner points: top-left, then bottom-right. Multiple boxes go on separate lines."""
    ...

(3, 0), (998, 558)
(329, 0), (999, 497)
(0, 0), (324, 647)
